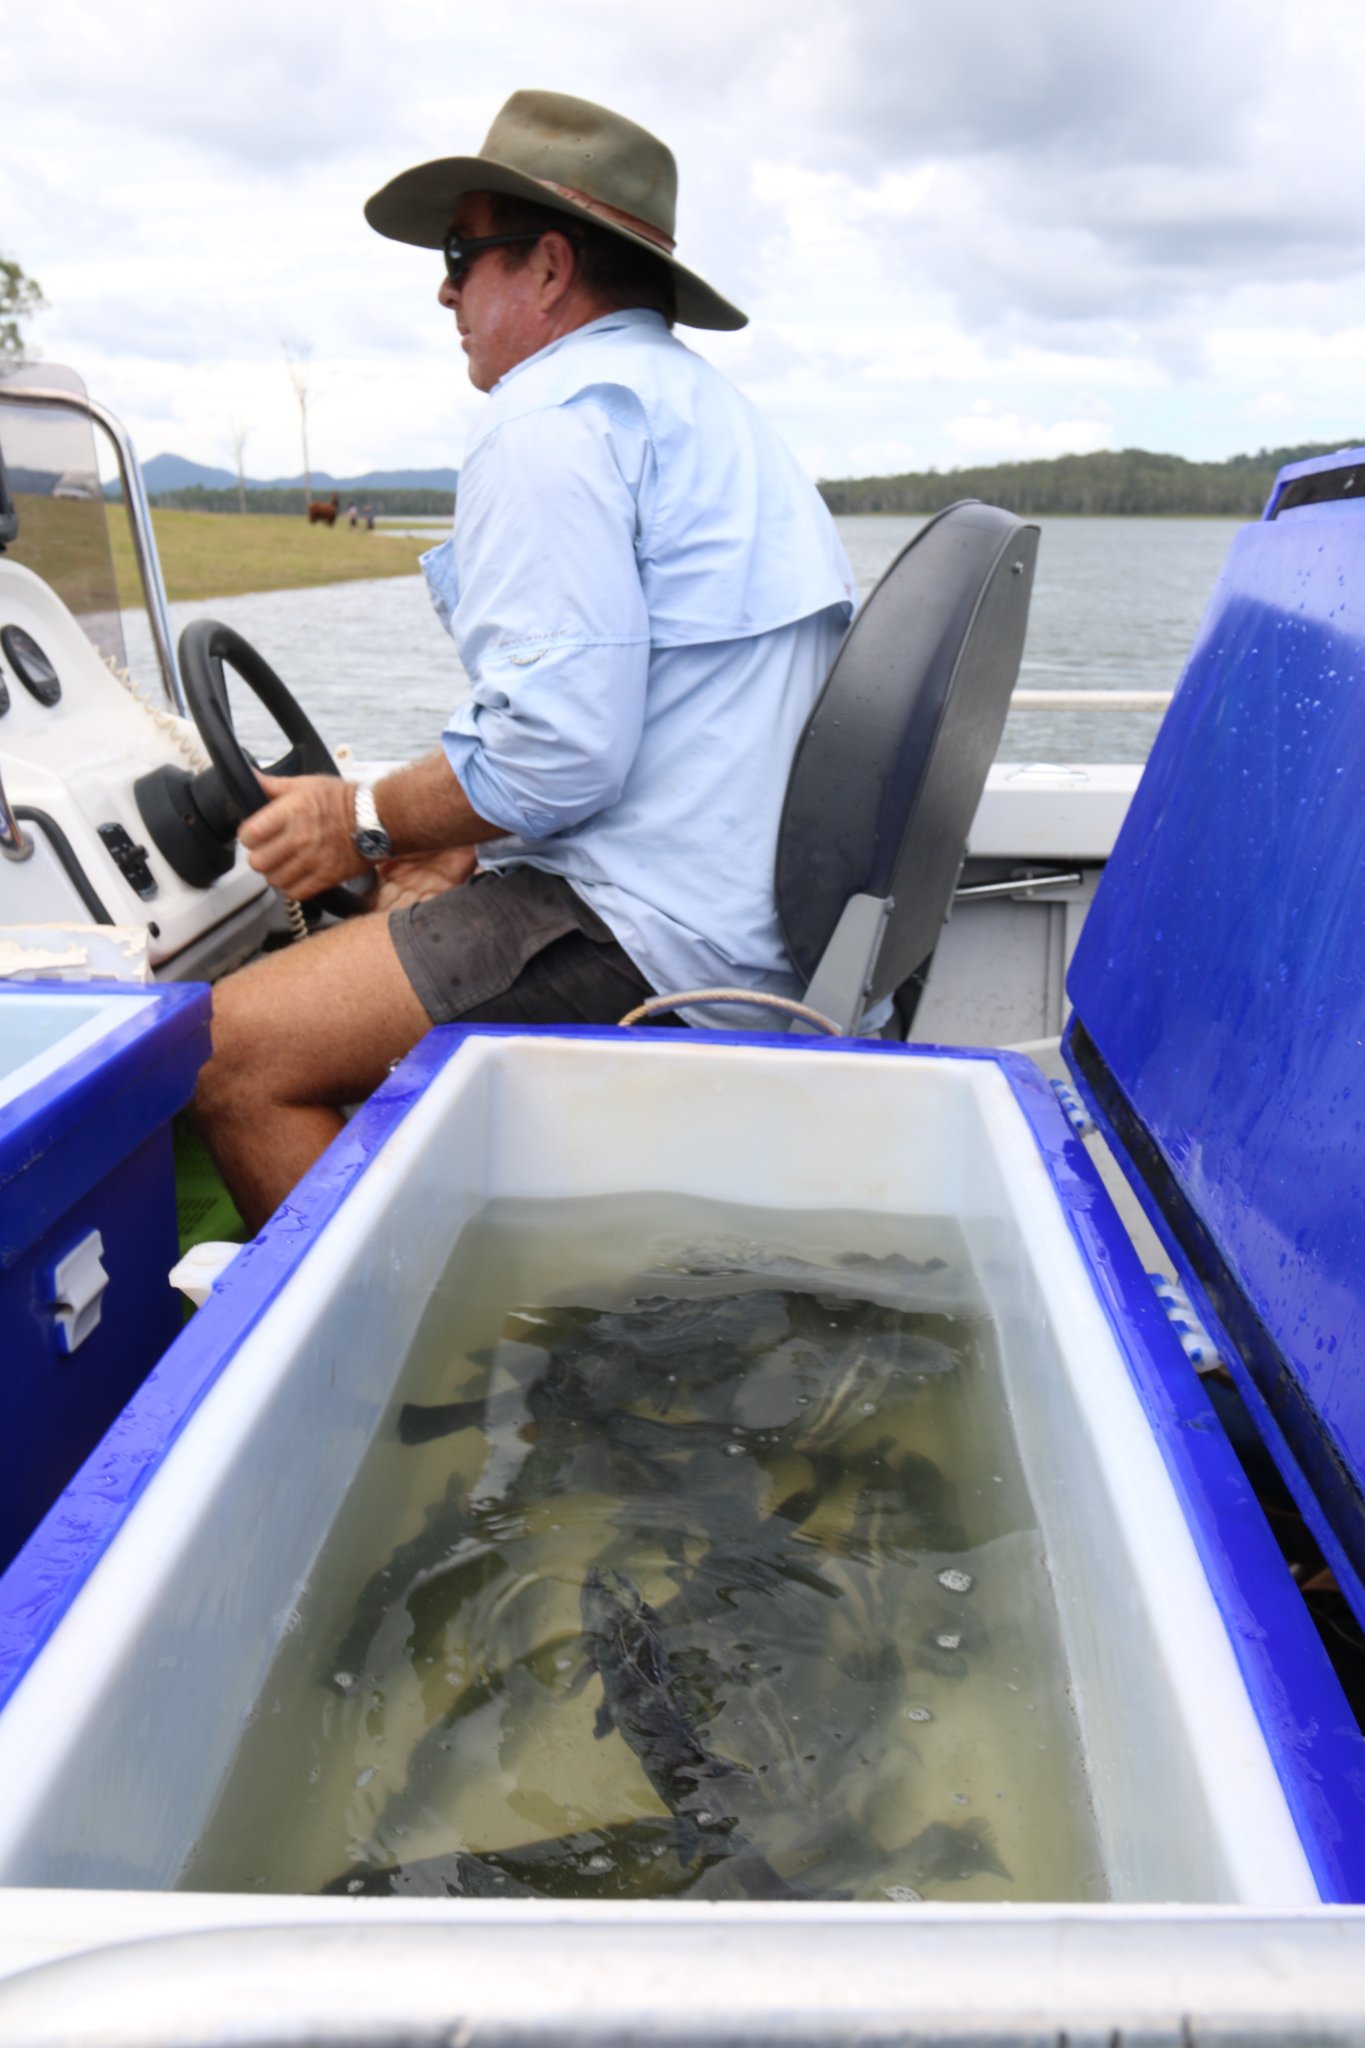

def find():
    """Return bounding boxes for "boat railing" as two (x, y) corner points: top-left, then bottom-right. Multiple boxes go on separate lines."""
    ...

(1011, 689), (1172, 710)
(0, 383), (185, 717)
(0, 757), (32, 863)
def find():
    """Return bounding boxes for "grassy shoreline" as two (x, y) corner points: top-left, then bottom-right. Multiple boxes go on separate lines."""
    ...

(108, 508), (433, 604)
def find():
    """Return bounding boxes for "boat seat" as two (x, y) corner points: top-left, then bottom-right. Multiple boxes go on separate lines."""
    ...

(775, 498), (1039, 1035)
(625, 500), (1039, 1039)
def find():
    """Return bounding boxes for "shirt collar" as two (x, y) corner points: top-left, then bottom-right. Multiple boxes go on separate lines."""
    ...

(492, 309), (668, 394)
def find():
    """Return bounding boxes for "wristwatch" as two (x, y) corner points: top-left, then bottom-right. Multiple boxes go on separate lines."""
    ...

(350, 783), (393, 863)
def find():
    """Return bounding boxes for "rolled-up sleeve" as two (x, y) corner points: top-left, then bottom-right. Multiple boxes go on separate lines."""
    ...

(441, 396), (651, 842)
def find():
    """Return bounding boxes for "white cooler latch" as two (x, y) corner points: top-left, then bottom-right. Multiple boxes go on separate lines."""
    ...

(44, 1229), (110, 1354)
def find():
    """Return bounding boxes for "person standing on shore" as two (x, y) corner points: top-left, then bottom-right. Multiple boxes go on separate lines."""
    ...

(194, 90), (854, 1229)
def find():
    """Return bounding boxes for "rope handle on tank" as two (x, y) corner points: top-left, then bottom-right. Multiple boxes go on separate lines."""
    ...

(617, 988), (843, 1035)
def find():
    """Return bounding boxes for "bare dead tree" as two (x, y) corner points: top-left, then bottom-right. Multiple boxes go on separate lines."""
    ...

(228, 420), (250, 516)
(282, 341), (314, 514)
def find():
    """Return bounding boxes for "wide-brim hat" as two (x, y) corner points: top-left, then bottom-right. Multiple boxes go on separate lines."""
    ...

(364, 89), (747, 333)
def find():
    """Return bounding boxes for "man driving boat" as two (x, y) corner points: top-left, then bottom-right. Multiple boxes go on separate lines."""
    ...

(195, 90), (854, 1230)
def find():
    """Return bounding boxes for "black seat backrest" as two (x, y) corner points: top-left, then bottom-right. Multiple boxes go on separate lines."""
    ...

(776, 499), (1039, 1011)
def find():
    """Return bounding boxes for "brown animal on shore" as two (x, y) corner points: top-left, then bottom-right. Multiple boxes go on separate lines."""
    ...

(307, 494), (340, 526)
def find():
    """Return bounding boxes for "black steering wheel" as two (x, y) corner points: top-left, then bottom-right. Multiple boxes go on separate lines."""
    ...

(178, 618), (373, 919)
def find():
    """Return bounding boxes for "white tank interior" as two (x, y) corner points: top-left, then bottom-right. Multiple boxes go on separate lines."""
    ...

(0, 988), (154, 1104)
(0, 1033), (1320, 1904)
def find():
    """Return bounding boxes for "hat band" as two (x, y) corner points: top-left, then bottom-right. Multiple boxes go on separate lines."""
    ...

(539, 178), (677, 253)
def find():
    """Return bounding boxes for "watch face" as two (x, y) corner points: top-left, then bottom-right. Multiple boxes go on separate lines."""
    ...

(354, 826), (392, 861)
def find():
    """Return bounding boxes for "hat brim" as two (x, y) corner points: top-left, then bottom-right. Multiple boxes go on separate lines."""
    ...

(364, 155), (747, 333)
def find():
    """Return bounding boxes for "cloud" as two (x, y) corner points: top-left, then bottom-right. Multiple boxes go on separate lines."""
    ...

(712, 326), (814, 385)
(755, 0), (1365, 350)
(771, 0), (1266, 170)
(15, 0), (406, 171)
(7, 0), (1365, 479)
(942, 407), (1114, 461)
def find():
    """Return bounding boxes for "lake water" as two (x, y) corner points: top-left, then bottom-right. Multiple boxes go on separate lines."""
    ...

(121, 514), (1244, 768)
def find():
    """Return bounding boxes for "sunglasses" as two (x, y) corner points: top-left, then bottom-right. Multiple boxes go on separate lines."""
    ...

(441, 228), (544, 285)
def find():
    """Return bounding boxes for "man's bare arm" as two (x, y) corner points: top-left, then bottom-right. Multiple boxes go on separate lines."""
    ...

(237, 748), (508, 901)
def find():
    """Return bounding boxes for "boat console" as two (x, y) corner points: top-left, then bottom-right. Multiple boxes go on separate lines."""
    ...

(0, 370), (273, 982)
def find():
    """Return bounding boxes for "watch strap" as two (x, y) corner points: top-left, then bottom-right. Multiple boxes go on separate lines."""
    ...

(351, 783), (393, 862)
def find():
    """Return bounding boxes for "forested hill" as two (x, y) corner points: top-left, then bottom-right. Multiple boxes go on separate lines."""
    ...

(817, 440), (1362, 518)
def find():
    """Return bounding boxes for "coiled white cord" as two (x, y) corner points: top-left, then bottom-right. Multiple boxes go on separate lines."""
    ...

(102, 655), (210, 772)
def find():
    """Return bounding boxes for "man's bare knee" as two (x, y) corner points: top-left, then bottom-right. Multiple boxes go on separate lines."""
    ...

(200, 918), (432, 1118)
(196, 958), (295, 1118)
(192, 917), (434, 1229)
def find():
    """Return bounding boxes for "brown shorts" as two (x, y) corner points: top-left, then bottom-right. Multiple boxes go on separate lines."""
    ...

(389, 866), (671, 1029)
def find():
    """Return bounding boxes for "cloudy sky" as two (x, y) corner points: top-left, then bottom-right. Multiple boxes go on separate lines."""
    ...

(6, 0), (1365, 484)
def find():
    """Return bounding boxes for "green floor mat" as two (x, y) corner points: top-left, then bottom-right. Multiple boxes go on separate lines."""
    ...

(174, 1114), (246, 1259)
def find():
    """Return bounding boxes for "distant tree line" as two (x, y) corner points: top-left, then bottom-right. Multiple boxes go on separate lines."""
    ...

(147, 483), (456, 518)
(817, 440), (1362, 518)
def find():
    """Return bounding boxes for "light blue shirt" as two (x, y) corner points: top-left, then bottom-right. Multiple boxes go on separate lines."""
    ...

(422, 309), (854, 1021)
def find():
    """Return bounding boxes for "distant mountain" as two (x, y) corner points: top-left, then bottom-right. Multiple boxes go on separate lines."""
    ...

(267, 466), (462, 494)
(140, 454), (239, 493)
(130, 453), (460, 497)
